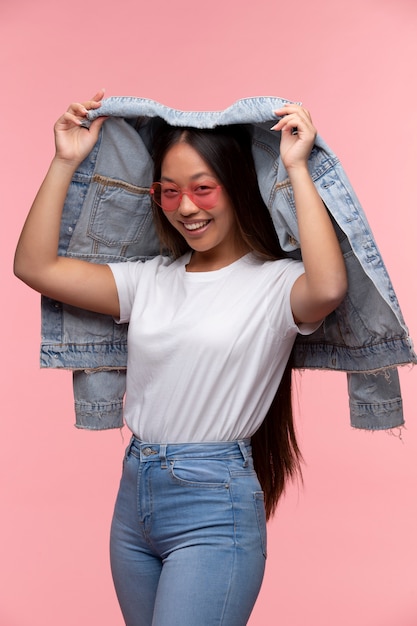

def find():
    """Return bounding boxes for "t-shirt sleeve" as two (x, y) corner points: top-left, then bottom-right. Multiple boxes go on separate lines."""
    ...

(108, 255), (173, 323)
(267, 259), (323, 337)
(108, 261), (142, 323)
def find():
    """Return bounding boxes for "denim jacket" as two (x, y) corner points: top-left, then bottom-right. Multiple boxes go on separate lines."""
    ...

(40, 96), (416, 431)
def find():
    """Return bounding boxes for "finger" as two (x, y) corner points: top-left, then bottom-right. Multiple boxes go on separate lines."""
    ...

(271, 105), (312, 128)
(270, 114), (303, 133)
(271, 110), (314, 134)
(57, 110), (86, 128)
(274, 103), (311, 118)
(82, 89), (106, 111)
(91, 88), (106, 102)
(67, 102), (89, 116)
(59, 104), (90, 129)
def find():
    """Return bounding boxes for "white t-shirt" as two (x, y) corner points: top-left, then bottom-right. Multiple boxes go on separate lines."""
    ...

(109, 252), (318, 443)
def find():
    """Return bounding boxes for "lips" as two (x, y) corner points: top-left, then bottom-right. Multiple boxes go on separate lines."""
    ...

(182, 220), (211, 232)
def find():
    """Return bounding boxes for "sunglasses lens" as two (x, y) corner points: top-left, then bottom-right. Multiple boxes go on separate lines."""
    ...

(150, 183), (171, 210)
(193, 183), (220, 210)
(150, 181), (220, 211)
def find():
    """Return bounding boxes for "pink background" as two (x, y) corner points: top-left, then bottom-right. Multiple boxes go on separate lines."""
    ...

(1, 0), (416, 624)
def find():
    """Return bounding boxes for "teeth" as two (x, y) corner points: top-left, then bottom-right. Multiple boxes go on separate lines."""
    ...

(183, 220), (210, 231)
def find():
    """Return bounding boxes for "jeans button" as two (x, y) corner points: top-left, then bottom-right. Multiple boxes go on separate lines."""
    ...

(143, 447), (155, 456)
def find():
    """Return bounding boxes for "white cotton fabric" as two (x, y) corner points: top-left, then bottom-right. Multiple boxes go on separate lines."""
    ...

(109, 252), (319, 443)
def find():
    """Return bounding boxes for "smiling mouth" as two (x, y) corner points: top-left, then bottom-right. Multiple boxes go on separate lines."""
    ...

(183, 220), (211, 231)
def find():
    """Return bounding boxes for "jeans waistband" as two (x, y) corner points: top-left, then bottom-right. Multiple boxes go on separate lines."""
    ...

(128, 437), (252, 467)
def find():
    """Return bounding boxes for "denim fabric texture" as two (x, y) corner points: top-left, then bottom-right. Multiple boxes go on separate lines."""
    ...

(40, 96), (416, 431)
(110, 438), (266, 626)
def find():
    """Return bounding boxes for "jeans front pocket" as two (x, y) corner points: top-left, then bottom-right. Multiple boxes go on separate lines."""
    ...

(168, 459), (230, 489)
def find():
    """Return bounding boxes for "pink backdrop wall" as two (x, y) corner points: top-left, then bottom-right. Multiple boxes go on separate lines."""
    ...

(1, 0), (416, 624)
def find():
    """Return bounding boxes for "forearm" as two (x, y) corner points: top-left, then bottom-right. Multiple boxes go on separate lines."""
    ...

(14, 157), (77, 288)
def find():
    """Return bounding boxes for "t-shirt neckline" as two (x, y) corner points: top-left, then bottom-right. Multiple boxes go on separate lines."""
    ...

(182, 251), (254, 279)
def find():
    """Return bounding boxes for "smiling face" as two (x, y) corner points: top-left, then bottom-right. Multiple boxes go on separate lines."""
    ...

(160, 140), (249, 270)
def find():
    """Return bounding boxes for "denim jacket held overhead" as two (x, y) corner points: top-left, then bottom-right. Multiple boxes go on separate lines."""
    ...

(40, 96), (416, 431)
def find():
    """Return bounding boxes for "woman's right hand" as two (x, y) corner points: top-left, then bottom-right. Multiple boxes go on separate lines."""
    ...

(53, 89), (108, 166)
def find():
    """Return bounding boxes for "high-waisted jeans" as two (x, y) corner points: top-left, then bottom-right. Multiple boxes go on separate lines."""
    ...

(110, 437), (267, 626)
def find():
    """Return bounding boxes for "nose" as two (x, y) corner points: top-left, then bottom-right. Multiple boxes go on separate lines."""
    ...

(178, 192), (199, 215)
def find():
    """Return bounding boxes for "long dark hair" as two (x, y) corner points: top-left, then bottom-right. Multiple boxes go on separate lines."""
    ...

(151, 122), (303, 519)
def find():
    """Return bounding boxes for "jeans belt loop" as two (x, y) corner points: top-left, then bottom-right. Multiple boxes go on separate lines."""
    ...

(238, 440), (249, 467)
(159, 444), (167, 469)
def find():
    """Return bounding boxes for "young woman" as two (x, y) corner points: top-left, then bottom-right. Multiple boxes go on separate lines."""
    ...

(14, 90), (347, 626)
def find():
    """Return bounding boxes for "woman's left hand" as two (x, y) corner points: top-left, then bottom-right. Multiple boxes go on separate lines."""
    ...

(271, 104), (317, 171)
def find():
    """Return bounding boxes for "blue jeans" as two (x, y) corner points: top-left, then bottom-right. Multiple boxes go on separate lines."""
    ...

(110, 437), (267, 626)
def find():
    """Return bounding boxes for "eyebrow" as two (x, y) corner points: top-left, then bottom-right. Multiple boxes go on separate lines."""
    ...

(160, 172), (215, 182)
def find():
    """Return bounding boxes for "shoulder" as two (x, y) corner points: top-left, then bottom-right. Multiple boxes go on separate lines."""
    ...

(109, 254), (177, 281)
(244, 254), (304, 282)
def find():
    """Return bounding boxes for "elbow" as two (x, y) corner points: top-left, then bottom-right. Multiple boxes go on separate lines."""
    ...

(322, 274), (348, 313)
(293, 272), (348, 324)
(13, 255), (39, 291)
(13, 253), (29, 284)
(13, 256), (25, 283)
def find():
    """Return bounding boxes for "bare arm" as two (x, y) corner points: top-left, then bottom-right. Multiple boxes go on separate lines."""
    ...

(271, 105), (348, 324)
(14, 91), (120, 318)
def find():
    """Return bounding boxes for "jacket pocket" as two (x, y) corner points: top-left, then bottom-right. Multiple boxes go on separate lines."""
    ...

(88, 175), (154, 247)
